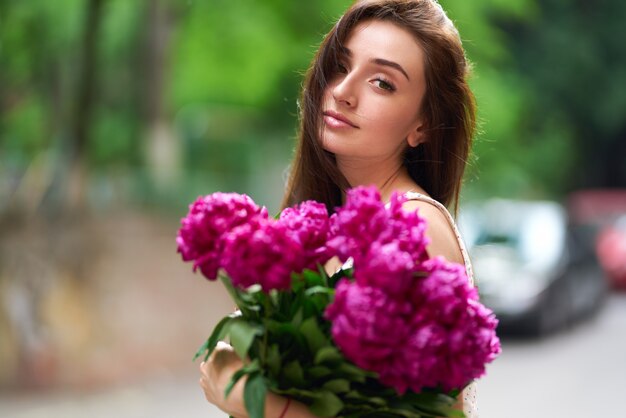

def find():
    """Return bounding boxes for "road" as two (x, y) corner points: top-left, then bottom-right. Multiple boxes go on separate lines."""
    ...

(478, 292), (626, 418)
(2, 293), (625, 418)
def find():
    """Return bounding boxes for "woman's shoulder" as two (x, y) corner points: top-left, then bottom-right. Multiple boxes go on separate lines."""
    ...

(400, 195), (464, 266)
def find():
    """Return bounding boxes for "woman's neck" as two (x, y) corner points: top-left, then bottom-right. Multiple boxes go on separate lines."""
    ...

(337, 159), (423, 204)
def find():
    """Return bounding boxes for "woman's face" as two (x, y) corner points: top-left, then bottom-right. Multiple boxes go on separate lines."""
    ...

(321, 20), (427, 165)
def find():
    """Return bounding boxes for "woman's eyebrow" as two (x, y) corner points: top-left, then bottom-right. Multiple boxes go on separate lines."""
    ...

(343, 47), (410, 81)
(370, 58), (410, 81)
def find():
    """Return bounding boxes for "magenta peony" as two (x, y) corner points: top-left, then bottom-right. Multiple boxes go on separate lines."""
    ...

(178, 187), (501, 399)
(327, 186), (391, 264)
(386, 191), (430, 265)
(354, 241), (415, 296)
(328, 186), (429, 269)
(324, 279), (413, 384)
(325, 255), (500, 394)
(409, 257), (480, 320)
(176, 193), (268, 280)
(222, 218), (305, 291)
(278, 200), (332, 270)
(403, 257), (500, 392)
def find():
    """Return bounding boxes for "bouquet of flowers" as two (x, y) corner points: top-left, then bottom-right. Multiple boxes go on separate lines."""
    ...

(177, 186), (500, 418)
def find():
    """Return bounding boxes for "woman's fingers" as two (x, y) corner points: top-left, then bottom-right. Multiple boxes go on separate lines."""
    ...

(198, 343), (243, 398)
(209, 343), (243, 375)
(198, 343), (248, 416)
(216, 340), (232, 350)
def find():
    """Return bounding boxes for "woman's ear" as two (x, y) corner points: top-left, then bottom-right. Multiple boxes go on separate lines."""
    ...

(407, 120), (426, 148)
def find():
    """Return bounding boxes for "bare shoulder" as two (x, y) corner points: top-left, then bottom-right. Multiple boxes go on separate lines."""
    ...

(400, 199), (464, 265)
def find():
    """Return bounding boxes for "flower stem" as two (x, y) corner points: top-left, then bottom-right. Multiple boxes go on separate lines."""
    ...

(260, 294), (271, 367)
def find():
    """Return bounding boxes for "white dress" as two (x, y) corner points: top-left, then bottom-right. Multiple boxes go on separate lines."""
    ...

(401, 191), (479, 418)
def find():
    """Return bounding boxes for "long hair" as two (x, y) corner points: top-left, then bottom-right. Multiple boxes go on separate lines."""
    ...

(281, 0), (476, 214)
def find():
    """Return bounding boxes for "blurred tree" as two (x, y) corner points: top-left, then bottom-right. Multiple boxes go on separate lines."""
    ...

(0, 0), (84, 204)
(68, 0), (104, 211)
(494, 0), (626, 192)
(442, 0), (544, 199)
(5, 0), (620, 205)
(0, 0), (108, 389)
(141, 0), (181, 191)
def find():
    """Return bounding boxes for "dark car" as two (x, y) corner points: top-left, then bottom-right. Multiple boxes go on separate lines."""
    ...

(459, 199), (606, 337)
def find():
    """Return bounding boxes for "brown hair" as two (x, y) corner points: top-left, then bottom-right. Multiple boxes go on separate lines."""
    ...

(281, 0), (476, 214)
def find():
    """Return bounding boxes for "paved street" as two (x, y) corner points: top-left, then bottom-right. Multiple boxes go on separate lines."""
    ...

(2, 293), (625, 418)
(478, 292), (626, 418)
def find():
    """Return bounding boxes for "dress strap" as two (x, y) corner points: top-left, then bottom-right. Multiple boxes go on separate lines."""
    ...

(402, 192), (475, 286)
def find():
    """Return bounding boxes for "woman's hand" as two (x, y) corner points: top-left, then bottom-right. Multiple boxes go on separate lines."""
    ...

(199, 341), (247, 417)
(200, 341), (318, 418)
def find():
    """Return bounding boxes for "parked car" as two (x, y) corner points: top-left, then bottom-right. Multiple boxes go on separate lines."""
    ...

(459, 199), (606, 337)
(596, 215), (626, 288)
(568, 189), (626, 290)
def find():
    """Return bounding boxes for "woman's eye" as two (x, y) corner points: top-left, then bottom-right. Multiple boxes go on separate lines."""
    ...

(337, 63), (348, 74)
(374, 78), (396, 92)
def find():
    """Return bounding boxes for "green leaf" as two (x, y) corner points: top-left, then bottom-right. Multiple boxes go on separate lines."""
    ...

(266, 319), (297, 335)
(193, 338), (209, 362)
(368, 407), (421, 418)
(271, 387), (319, 401)
(308, 292), (332, 313)
(265, 320), (308, 351)
(344, 390), (387, 406)
(208, 315), (237, 360)
(194, 313), (239, 361)
(309, 390), (344, 417)
(291, 306), (304, 327)
(269, 289), (280, 307)
(317, 263), (330, 287)
(393, 404), (455, 418)
(299, 317), (328, 353)
(304, 285), (334, 297)
(238, 285), (266, 309)
(224, 368), (246, 398)
(229, 319), (262, 360)
(302, 296), (321, 318)
(402, 391), (456, 407)
(389, 390), (460, 417)
(307, 365), (333, 379)
(336, 362), (376, 383)
(314, 346), (343, 365)
(282, 360), (306, 386)
(322, 379), (350, 393)
(448, 388), (461, 399)
(302, 269), (324, 287)
(224, 359), (260, 398)
(366, 396), (387, 406)
(266, 343), (281, 376)
(220, 274), (256, 316)
(291, 272), (305, 293)
(243, 372), (267, 418)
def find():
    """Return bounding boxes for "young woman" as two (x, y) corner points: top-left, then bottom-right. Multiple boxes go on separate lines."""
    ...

(200, 0), (479, 416)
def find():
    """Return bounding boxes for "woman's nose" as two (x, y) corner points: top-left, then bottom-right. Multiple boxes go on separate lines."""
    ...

(332, 75), (357, 107)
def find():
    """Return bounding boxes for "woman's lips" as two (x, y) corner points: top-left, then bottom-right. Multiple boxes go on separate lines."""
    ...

(323, 111), (359, 129)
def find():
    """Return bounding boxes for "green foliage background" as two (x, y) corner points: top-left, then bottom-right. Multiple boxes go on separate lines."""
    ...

(1, 0), (625, 214)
